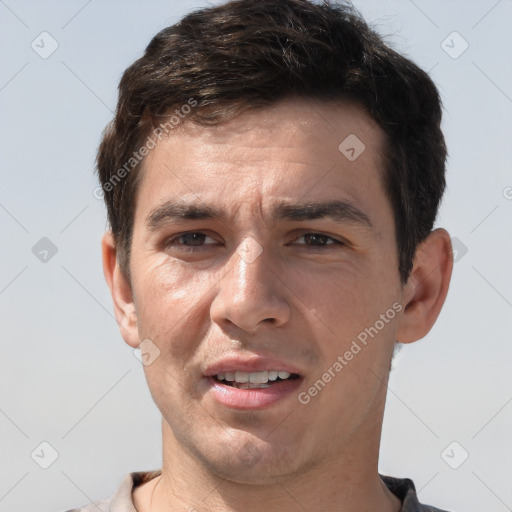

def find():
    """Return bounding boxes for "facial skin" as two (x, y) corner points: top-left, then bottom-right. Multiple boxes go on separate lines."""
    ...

(103, 98), (453, 512)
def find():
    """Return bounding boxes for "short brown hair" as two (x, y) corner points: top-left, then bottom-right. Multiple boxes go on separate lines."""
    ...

(96, 0), (446, 283)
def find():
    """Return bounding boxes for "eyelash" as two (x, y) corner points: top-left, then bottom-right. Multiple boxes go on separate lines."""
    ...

(165, 231), (345, 250)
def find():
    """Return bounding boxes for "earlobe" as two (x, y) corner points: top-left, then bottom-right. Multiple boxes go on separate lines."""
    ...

(396, 228), (453, 344)
(101, 232), (140, 348)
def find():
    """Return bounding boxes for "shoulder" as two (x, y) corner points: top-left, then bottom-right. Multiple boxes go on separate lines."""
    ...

(380, 474), (452, 512)
(63, 498), (110, 512)
(62, 469), (162, 512)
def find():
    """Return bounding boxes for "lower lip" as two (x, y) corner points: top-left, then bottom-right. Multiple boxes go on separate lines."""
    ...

(206, 376), (302, 410)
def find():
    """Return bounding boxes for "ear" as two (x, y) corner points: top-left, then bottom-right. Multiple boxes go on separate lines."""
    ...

(102, 232), (140, 348)
(397, 228), (453, 344)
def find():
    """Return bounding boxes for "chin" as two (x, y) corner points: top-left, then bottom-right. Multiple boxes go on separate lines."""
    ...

(192, 434), (313, 485)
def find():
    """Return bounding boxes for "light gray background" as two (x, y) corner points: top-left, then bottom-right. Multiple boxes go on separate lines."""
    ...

(1, 1), (511, 511)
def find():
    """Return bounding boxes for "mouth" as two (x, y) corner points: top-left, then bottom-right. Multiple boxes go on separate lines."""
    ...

(204, 361), (303, 409)
(214, 370), (301, 389)
(204, 356), (304, 409)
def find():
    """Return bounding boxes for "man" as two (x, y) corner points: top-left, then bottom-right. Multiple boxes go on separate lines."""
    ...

(71, 0), (453, 510)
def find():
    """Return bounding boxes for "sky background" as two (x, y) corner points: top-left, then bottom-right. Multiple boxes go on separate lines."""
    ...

(1, 1), (511, 511)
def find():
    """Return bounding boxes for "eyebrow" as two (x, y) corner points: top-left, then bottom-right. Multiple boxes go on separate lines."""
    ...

(145, 199), (373, 231)
(272, 200), (372, 228)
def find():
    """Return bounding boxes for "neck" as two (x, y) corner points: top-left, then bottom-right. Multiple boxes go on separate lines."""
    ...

(147, 409), (400, 512)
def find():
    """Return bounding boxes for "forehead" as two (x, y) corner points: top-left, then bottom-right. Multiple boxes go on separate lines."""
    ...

(136, 98), (389, 224)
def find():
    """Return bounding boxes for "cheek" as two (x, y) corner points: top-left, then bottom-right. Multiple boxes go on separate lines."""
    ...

(291, 261), (369, 330)
(298, 260), (400, 363)
(132, 256), (218, 359)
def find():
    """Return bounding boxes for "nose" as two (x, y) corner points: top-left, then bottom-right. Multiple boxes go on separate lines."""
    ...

(210, 237), (291, 334)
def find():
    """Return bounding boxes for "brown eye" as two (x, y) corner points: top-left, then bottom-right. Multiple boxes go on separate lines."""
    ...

(293, 233), (343, 247)
(167, 232), (217, 248)
(304, 234), (332, 246)
(178, 233), (208, 246)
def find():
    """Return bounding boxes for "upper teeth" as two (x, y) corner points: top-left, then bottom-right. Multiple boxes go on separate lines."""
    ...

(216, 370), (292, 384)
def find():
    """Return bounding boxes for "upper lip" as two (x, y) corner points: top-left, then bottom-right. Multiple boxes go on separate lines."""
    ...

(204, 355), (303, 377)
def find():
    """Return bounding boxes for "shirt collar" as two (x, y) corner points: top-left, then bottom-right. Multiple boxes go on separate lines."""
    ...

(107, 470), (447, 512)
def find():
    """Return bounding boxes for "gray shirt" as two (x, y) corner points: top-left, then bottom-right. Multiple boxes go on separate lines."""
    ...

(65, 470), (450, 511)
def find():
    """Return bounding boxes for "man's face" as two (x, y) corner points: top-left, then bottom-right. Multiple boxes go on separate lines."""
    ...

(126, 99), (407, 482)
